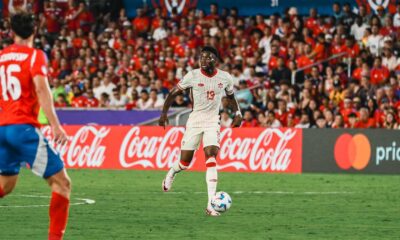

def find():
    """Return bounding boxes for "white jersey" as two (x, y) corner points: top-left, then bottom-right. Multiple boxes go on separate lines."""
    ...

(177, 68), (234, 128)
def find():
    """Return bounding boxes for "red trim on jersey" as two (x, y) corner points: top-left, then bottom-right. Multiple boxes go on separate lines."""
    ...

(206, 162), (217, 168)
(180, 160), (190, 167)
(201, 68), (218, 78)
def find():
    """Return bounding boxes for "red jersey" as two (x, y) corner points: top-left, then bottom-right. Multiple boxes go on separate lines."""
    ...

(44, 7), (63, 33)
(0, 44), (48, 127)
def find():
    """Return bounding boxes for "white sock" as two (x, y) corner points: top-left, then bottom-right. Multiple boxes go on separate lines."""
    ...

(206, 157), (218, 208)
(167, 160), (188, 178)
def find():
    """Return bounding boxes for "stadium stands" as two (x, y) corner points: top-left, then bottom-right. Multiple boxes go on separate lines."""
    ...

(1, 0), (399, 129)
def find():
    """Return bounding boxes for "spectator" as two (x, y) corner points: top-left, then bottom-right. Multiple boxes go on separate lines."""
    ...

(172, 94), (189, 107)
(236, 80), (253, 110)
(241, 110), (258, 127)
(295, 111), (311, 128)
(94, 72), (116, 100)
(351, 16), (369, 42)
(220, 110), (233, 128)
(355, 108), (376, 128)
(315, 116), (327, 128)
(149, 89), (164, 109)
(137, 89), (152, 110)
(86, 89), (99, 108)
(99, 93), (110, 108)
(266, 111), (282, 128)
(110, 87), (129, 108)
(270, 57), (291, 85)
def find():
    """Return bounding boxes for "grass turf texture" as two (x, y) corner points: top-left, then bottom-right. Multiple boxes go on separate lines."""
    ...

(0, 169), (399, 240)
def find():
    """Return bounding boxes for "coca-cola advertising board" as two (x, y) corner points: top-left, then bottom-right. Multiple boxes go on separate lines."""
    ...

(42, 126), (303, 173)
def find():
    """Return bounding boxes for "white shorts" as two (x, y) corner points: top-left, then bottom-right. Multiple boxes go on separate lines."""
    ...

(181, 127), (220, 151)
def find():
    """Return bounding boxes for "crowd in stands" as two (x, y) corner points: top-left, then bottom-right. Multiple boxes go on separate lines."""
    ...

(1, 0), (400, 129)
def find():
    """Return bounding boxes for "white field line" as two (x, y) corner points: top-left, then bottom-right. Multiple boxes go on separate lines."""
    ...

(0, 194), (95, 208)
(160, 191), (355, 195)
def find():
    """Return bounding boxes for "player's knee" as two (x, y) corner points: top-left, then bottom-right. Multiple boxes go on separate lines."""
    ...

(52, 175), (72, 196)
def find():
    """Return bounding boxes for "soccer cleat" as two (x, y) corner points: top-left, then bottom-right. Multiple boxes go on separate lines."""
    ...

(205, 207), (221, 217)
(162, 174), (175, 192)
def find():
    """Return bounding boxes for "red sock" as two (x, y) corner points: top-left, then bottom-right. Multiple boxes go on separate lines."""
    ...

(48, 192), (70, 240)
(0, 186), (4, 198)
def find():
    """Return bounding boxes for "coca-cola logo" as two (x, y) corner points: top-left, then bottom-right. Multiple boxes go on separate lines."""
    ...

(219, 128), (298, 171)
(42, 126), (109, 168)
(119, 127), (185, 168)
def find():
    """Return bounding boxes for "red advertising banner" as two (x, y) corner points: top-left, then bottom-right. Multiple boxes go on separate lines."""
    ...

(42, 126), (302, 173)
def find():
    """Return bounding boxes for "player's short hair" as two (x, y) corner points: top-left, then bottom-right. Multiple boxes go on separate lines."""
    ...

(10, 12), (35, 39)
(201, 46), (220, 60)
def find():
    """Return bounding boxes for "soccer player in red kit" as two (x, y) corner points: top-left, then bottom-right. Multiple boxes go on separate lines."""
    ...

(0, 13), (71, 240)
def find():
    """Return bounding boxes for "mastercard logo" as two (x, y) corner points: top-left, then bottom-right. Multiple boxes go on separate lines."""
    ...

(334, 134), (371, 170)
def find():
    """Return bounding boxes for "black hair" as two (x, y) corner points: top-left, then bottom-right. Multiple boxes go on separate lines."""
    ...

(201, 46), (220, 60)
(10, 12), (35, 39)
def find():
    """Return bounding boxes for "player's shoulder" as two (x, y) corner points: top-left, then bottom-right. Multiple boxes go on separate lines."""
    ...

(216, 68), (233, 81)
(184, 69), (199, 80)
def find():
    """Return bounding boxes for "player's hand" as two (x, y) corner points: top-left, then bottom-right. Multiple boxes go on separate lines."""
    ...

(231, 115), (242, 128)
(52, 125), (69, 145)
(159, 113), (169, 129)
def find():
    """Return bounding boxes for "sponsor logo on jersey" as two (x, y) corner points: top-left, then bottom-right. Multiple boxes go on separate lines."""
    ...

(198, 83), (204, 87)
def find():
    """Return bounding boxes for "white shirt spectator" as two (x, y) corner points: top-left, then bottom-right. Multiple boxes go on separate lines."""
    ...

(367, 34), (383, 56)
(93, 82), (116, 100)
(137, 98), (153, 110)
(269, 119), (282, 128)
(394, 13), (400, 27)
(382, 56), (398, 71)
(220, 117), (233, 128)
(350, 22), (369, 41)
(259, 35), (272, 64)
(149, 97), (164, 109)
(153, 27), (167, 41)
(109, 95), (129, 107)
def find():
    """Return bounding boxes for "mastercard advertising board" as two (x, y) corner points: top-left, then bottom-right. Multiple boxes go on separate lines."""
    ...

(302, 129), (400, 174)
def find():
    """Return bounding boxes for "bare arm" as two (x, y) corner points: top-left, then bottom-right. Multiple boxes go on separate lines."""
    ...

(33, 75), (68, 144)
(158, 87), (184, 128)
(226, 92), (242, 127)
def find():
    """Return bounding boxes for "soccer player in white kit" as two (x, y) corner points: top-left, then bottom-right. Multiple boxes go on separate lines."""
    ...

(159, 46), (242, 216)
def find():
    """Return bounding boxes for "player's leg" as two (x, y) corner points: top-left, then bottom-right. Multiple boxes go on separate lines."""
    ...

(46, 169), (72, 240)
(7, 125), (71, 240)
(203, 127), (221, 216)
(0, 175), (18, 198)
(162, 128), (202, 192)
(0, 126), (20, 198)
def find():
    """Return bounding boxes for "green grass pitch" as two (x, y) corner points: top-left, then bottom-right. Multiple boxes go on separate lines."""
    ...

(0, 169), (399, 240)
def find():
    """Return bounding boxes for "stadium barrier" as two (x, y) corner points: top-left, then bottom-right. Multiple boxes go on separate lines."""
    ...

(42, 126), (399, 174)
(42, 126), (302, 173)
(55, 109), (176, 125)
(302, 129), (400, 174)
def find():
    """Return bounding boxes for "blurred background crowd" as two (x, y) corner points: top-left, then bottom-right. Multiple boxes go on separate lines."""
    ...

(1, 0), (400, 129)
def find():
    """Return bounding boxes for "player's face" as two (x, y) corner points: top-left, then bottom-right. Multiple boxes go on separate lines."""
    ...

(200, 51), (217, 72)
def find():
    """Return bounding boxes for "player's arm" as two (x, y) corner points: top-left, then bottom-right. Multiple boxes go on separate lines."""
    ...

(33, 75), (68, 145)
(225, 73), (242, 128)
(226, 92), (242, 128)
(158, 87), (184, 128)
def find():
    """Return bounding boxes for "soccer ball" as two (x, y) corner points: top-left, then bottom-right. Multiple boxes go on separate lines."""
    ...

(211, 191), (232, 213)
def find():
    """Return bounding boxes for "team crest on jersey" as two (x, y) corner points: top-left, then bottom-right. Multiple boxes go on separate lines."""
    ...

(198, 83), (204, 87)
(218, 83), (223, 88)
(151, 0), (198, 15)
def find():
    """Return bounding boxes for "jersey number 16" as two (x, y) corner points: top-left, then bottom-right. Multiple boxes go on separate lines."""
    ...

(0, 64), (22, 101)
